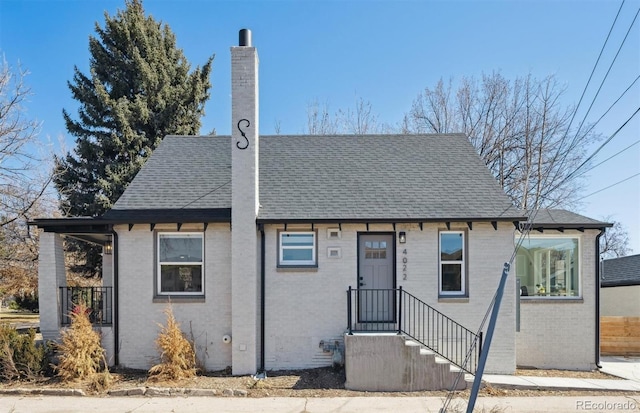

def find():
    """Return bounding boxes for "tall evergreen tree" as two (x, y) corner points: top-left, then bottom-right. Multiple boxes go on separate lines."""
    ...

(54, 0), (213, 276)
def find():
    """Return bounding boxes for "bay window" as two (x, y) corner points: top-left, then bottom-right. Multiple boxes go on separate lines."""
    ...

(516, 237), (580, 298)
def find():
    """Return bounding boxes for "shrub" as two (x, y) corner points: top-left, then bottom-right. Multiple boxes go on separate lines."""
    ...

(148, 306), (196, 381)
(15, 294), (39, 312)
(55, 302), (110, 382)
(0, 324), (50, 380)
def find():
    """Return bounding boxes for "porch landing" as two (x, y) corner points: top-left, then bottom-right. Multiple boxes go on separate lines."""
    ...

(344, 334), (467, 391)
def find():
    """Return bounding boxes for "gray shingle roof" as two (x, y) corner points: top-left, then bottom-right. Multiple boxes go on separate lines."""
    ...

(111, 136), (231, 210)
(526, 209), (611, 229)
(601, 254), (640, 287)
(111, 134), (525, 222)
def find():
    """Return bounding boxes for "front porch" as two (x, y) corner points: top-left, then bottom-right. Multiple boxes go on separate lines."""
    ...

(345, 287), (481, 391)
(36, 229), (116, 366)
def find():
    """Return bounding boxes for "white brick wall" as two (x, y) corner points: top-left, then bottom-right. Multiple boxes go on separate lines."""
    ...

(230, 42), (260, 375)
(263, 222), (516, 374)
(114, 222), (598, 373)
(516, 230), (599, 370)
(38, 231), (66, 341)
(116, 223), (232, 371)
(396, 222), (516, 374)
(263, 224), (357, 370)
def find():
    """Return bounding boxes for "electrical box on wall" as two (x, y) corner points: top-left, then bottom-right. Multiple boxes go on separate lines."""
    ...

(327, 228), (341, 240)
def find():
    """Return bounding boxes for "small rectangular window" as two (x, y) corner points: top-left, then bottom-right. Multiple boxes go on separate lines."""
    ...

(439, 231), (465, 296)
(157, 233), (204, 295)
(279, 231), (317, 266)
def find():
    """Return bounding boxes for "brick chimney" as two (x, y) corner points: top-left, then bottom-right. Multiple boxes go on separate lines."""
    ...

(231, 28), (259, 375)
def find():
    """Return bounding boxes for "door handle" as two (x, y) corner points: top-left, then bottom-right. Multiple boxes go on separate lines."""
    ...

(359, 282), (366, 286)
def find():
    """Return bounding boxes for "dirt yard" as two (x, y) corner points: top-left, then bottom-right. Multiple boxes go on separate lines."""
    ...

(0, 366), (629, 398)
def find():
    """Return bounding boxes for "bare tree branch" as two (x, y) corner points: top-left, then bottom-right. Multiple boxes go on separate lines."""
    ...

(405, 73), (598, 209)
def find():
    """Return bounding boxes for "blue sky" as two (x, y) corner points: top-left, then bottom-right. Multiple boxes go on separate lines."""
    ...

(1, 0), (638, 253)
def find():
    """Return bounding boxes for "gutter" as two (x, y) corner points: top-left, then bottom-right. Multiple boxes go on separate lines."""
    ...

(595, 228), (605, 369)
(112, 230), (119, 366)
(259, 226), (266, 375)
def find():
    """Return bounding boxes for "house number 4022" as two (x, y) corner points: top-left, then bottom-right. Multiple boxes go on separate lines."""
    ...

(402, 249), (408, 280)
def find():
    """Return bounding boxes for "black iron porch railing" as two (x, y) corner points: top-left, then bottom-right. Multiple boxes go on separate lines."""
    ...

(59, 287), (113, 326)
(347, 286), (482, 374)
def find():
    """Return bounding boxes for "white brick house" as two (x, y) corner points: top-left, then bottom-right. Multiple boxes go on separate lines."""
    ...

(32, 30), (610, 387)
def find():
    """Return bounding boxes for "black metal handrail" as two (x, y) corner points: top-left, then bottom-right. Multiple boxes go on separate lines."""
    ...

(347, 286), (482, 374)
(59, 287), (113, 326)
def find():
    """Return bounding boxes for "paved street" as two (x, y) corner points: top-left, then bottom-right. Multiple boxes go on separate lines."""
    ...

(1, 395), (639, 413)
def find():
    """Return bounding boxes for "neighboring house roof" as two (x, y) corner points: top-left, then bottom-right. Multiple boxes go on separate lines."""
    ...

(524, 209), (611, 230)
(601, 254), (640, 287)
(108, 134), (524, 223)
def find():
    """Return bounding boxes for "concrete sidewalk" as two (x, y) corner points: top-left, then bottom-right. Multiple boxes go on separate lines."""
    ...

(472, 356), (640, 391)
(600, 356), (640, 382)
(1, 395), (639, 413)
(478, 374), (640, 391)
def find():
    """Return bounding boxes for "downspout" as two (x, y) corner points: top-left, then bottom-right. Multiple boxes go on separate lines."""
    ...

(259, 225), (266, 374)
(595, 228), (605, 369)
(112, 230), (119, 366)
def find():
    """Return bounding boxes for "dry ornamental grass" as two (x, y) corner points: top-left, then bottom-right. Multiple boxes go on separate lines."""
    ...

(148, 306), (197, 381)
(55, 302), (111, 389)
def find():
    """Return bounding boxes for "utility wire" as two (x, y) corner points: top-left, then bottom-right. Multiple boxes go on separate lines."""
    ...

(537, 0), (627, 197)
(179, 180), (231, 209)
(572, 6), (640, 141)
(578, 172), (640, 200)
(579, 75), (640, 139)
(561, 0), (625, 144)
(550, 106), (640, 195)
(574, 139), (640, 178)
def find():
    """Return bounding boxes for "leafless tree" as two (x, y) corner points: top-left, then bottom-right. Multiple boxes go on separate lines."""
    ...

(0, 58), (55, 301)
(306, 95), (394, 135)
(599, 218), (631, 259)
(305, 99), (338, 135)
(0, 58), (52, 228)
(404, 73), (597, 210)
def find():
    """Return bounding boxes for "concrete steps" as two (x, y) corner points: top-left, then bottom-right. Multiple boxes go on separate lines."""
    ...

(406, 340), (467, 391)
(344, 334), (468, 391)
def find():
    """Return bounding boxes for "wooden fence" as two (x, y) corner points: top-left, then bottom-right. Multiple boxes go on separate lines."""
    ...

(600, 316), (640, 356)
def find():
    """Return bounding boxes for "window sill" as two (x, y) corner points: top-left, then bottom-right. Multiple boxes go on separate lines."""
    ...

(276, 266), (318, 273)
(438, 296), (469, 303)
(521, 297), (583, 303)
(153, 295), (205, 303)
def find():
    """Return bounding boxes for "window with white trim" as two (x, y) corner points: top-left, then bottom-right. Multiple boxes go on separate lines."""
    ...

(439, 231), (465, 295)
(278, 231), (316, 266)
(157, 233), (204, 295)
(516, 237), (580, 298)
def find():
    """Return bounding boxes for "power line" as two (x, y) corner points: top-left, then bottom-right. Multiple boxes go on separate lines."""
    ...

(578, 172), (640, 200)
(580, 75), (640, 139)
(538, 0), (627, 196)
(574, 139), (640, 178)
(572, 6), (640, 141)
(179, 180), (231, 209)
(555, 106), (640, 192)
(562, 0), (626, 143)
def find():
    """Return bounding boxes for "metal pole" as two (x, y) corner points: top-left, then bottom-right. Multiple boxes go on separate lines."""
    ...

(397, 286), (403, 334)
(347, 286), (353, 335)
(466, 262), (510, 413)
